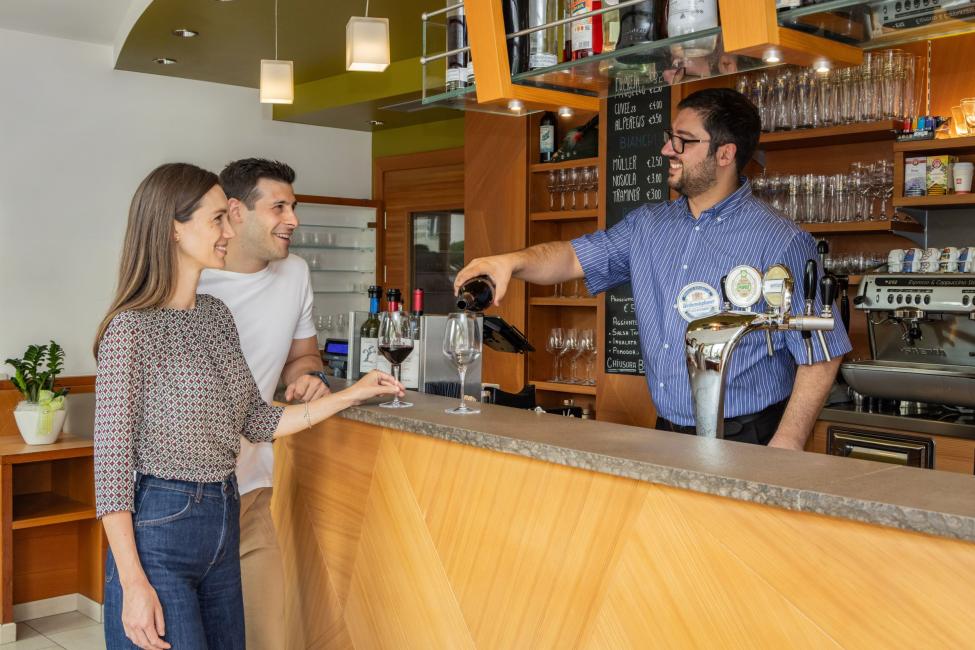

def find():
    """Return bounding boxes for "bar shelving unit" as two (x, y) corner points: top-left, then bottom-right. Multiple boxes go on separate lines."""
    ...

(892, 136), (975, 209)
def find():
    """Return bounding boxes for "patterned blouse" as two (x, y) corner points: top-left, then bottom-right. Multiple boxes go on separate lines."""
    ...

(94, 294), (283, 518)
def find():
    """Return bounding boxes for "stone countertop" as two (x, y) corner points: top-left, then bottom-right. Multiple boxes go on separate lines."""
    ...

(326, 379), (975, 542)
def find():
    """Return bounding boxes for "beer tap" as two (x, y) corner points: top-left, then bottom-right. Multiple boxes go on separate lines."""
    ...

(818, 240), (849, 333)
(802, 260), (817, 366)
(685, 261), (837, 439)
(818, 273), (836, 363)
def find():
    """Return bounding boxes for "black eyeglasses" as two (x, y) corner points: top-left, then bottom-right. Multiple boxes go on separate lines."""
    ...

(663, 129), (710, 154)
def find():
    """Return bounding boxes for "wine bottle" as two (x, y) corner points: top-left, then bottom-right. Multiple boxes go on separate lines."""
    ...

(446, 2), (467, 91)
(358, 285), (382, 378)
(528, 0), (560, 69)
(539, 111), (557, 163)
(616, 1), (663, 50)
(456, 275), (496, 312)
(503, 0), (529, 74)
(411, 288), (425, 318)
(569, 0), (602, 60)
(386, 288), (402, 312)
(666, 0), (718, 58)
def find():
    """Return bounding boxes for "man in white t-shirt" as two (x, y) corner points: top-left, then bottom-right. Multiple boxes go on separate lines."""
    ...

(198, 158), (330, 649)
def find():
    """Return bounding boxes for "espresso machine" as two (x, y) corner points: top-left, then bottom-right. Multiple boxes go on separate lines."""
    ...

(841, 273), (975, 409)
(684, 260), (838, 438)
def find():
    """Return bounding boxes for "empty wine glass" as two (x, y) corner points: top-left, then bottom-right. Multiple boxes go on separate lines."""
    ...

(377, 311), (413, 408)
(567, 167), (580, 210)
(591, 166), (600, 208)
(579, 167), (592, 209)
(336, 313), (347, 335)
(546, 327), (564, 381)
(559, 328), (578, 383)
(557, 168), (570, 210)
(443, 312), (481, 415)
(546, 170), (558, 210)
(576, 328), (596, 386)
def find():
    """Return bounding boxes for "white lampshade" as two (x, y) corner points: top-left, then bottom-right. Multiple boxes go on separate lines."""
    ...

(346, 16), (390, 72)
(260, 59), (294, 104)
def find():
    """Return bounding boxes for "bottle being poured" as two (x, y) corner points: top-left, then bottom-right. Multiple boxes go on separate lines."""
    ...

(455, 275), (496, 312)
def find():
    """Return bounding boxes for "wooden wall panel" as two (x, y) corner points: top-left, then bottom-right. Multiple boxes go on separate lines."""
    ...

(465, 113), (529, 392)
(373, 148), (465, 313)
(12, 523), (78, 604)
(272, 416), (975, 648)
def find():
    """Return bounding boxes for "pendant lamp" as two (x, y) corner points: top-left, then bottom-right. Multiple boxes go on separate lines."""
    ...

(346, 0), (390, 72)
(260, 0), (293, 104)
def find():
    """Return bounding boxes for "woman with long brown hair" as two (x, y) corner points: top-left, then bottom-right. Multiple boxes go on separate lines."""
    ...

(94, 163), (403, 649)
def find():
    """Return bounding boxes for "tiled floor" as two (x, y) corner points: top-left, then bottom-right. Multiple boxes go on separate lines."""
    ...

(1, 612), (104, 649)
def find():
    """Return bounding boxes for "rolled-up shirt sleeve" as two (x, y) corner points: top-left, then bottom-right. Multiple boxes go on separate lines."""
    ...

(780, 231), (853, 364)
(94, 313), (142, 518)
(570, 206), (643, 295)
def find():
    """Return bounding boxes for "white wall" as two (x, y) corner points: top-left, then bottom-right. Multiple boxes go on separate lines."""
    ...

(0, 28), (372, 375)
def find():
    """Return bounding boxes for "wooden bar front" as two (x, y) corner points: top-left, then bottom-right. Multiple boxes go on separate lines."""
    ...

(270, 413), (975, 648)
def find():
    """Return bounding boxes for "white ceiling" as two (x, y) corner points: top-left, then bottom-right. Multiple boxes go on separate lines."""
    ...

(0, 0), (133, 45)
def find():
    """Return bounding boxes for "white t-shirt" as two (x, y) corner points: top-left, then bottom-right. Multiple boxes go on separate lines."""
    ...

(198, 254), (317, 495)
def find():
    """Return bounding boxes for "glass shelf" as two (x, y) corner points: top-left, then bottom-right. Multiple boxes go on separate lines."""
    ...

(297, 224), (373, 231)
(778, 0), (975, 50)
(293, 245), (375, 252)
(309, 269), (375, 274)
(312, 290), (364, 295)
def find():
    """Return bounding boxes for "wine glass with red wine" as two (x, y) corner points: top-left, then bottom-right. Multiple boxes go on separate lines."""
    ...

(377, 311), (413, 408)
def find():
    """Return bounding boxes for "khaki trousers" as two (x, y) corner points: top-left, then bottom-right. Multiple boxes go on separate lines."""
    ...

(239, 487), (285, 650)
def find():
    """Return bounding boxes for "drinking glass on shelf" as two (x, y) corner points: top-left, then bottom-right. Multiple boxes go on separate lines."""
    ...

(323, 315), (334, 333)
(547, 170), (558, 210)
(568, 167), (581, 210)
(559, 328), (578, 383)
(952, 105), (970, 137)
(580, 166), (592, 210)
(546, 327), (565, 381)
(591, 166), (599, 208)
(377, 311), (414, 409)
(335, 313), (347, 334)
(576, 329), (595, 386)
(442, 312), (481, 415)
(962, 98), (975, 132)
(557, 168), (570, 210)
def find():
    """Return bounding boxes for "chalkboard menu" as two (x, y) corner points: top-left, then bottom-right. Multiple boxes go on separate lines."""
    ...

(604, 74), (671, 376)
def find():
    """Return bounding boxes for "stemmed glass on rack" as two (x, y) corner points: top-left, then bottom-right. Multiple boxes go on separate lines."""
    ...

(443, 312), (482, 415)
(546, 327), (564, 381)
(377, 311), (414, 409)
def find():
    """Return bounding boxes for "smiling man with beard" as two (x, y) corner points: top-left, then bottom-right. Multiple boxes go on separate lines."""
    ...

(454, 88), (851, 450)
(197, 158), (330, 648)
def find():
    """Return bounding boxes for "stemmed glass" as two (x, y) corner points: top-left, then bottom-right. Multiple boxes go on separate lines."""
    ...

(574, 329), (595, 386)
(546, 170), (558, 210)
(591, 166), (600, 208)
(557, 168), (570, 210)
(546, 327), (564, 381)
(443, 313), (482, 415)
(559, 328), (578, 383)
(377, 311), (413, 408)
(335, 313), (347, 336)
(579, 167), (592, 209)
(567, 167), (580, 210)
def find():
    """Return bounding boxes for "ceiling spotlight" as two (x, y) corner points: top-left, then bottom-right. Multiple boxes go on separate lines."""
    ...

(153, 57), (177, 65)
(815, 60), (831, 73)
(762, 49), (781, 64)
(172, 28), (198, 38)
(368, 120), (385, 127)
(558, 106), (574, 118)
(507, 99), (525, 113)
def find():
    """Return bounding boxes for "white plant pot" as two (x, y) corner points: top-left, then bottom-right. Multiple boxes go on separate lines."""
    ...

(13, 401), (66, 445)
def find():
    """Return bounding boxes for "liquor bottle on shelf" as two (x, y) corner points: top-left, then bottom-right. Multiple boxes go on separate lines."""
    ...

(562, 5), (573, 61)
(666, 0), (718, 58)
(569, 0), (602, 60)
(411, 288), (425, 339)
(503, 0), (529, 74)
(528, 0), (560, 69)
(539, 111), (557, 163)
(616, 0), (663, 51)
(775, 0), (801, 10)
(456, 275), (496, 312)
(446, 1), (467, 91)
(602, 0), (620, 53)
(358, 285), (382, 378)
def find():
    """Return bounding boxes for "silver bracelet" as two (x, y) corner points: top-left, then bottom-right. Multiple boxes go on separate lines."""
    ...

(303, 401), (312, 429)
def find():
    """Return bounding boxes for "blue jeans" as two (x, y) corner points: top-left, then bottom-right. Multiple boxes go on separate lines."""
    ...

(104, 474), (244, 649)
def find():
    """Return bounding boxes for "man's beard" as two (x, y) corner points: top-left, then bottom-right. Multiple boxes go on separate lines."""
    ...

(669, 155), (717, 198)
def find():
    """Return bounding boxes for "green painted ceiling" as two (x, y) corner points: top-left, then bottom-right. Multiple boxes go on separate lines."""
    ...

(114, 0), (462, 132)
(117, 0), (442, 87)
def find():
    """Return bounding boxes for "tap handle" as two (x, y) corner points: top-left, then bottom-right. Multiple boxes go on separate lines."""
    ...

(841, 291), (851, 332)
(817, 240), (829, 270)
(803, 260), (817, 308)
(720, 274), (731, 310)
(820, 273), (836, 310)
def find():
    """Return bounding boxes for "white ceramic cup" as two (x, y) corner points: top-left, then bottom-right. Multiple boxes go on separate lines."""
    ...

(954, 162), (974, 193)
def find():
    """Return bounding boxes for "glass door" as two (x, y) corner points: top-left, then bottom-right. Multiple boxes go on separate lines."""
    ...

(411, 211), (465, 315)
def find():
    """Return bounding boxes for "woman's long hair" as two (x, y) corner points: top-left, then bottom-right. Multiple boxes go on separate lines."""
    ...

(93, 163), (219, 358)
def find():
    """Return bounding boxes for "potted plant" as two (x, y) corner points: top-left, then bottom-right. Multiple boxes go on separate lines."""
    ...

(5, 341), (68, 445)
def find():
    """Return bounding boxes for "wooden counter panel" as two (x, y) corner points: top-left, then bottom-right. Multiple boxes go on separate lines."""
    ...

(273, 416), (975, 648)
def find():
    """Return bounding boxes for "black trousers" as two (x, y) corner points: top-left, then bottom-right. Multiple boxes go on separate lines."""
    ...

(655, 399), (789, 446)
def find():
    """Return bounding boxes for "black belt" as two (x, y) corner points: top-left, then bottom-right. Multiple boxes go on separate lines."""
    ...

(656, 399), (789, 444)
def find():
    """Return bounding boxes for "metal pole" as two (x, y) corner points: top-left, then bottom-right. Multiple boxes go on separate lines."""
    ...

(421, 46), (472, 65)
(423, 2), (466, 21)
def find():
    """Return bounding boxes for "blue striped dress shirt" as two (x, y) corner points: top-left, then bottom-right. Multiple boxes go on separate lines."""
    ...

(572, 180), (853, 426)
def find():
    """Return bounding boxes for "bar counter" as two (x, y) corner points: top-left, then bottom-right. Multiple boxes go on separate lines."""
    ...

(271, 381), (975, 648)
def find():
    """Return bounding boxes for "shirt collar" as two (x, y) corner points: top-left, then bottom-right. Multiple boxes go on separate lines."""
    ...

(672, 177), (753, 223)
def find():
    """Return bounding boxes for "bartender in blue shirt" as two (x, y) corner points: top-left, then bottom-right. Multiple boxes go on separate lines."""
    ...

(455, 88), (852, 449)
